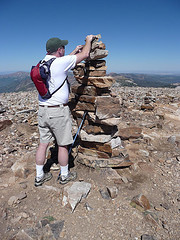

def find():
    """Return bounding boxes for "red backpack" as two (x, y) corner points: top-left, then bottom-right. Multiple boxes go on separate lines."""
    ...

(30, 58), (67, 99)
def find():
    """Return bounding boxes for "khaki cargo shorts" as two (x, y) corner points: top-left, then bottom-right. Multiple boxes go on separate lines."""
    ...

(38, 105), (73, 146)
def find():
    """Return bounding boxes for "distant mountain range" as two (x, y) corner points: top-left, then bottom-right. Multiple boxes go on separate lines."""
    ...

(0, 71), (180, 93)
(0, 71), (75, 93)
(0, 72), (34, 93)
(108, 73), (180, 88)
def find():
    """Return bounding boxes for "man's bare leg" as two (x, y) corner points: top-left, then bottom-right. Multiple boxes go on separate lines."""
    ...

(35, 142), (52, 186)
(36, 142), (49, 165)
(58, 145), (77, 183)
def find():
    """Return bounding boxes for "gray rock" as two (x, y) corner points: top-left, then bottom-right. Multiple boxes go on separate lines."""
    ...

(141, 234), (157, 240)
(107, 186), (118, 199)
(167, 135), (176, 144)
(89, 49), (108, 60)
(80, 130), (112, 143)
(110, 137), (122, 149)
(15, 229), (34, 240)
(84, 202), (93, 211)
(8, 196), (19, 206)
(62, 182), (91, 212)
(99, 188), (111, 200)
(48, 221), (65, 240)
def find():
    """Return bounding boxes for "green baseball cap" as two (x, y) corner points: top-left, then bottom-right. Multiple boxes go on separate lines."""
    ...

(46, 37), (68, 53)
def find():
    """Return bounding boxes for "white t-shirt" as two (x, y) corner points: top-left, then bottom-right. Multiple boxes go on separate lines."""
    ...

(38, 54), (76, 105)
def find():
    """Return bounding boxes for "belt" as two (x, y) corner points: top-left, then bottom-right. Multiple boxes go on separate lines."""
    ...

(39, 103), (68, 108)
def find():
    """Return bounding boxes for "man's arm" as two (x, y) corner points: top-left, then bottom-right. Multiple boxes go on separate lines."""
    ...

(75, 35), (95, 64)
(69, 45), (84, 55)
(70, 35), (95, 64)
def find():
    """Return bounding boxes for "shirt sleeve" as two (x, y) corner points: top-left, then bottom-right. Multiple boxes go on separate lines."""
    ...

(63, 55), (77, 72)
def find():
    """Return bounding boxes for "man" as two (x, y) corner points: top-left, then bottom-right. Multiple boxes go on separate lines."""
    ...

(35, 35), (95, 187)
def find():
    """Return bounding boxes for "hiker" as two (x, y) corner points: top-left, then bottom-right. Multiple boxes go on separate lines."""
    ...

(35, 35), (95, 187)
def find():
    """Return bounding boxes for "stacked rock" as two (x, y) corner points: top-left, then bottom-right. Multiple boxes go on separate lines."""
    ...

(70, 35), (132, 168)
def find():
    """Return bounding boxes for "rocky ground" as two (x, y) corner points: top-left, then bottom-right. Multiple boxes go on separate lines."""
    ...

(0, 86), (180, 240)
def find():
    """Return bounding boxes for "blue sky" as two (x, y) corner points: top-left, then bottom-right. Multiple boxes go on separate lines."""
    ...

(1, 0), (180, 74)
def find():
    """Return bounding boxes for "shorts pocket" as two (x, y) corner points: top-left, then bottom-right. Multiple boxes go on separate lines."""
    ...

(48, 107), (64, 118)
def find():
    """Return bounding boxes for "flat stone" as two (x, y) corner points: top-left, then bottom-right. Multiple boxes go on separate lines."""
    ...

(89, 49), (108, 60)
(76, 76), (115, 89)
(83, 124), (108, 134)
(79, 95), (96, 104)
(77, 153), (132, 168)
(118, 127), (142, 140)
(96, 96), (121, 119)
(74, 101), (95, 112)
(131, 194), (151, 210)
(141, 104), (154, 111)
(78, 146), (110, 159)
(71, 84), (98, 96)
(62, 182), (91, 212)
(81, 141), (113, 154)
(87, 112), (121, 126)
(80, 130), (112, 143)
(99, 117), (121, 126)
(83, 123), (117, 135)
(100, 168), (122, 181)
(89, 76), (114, 88)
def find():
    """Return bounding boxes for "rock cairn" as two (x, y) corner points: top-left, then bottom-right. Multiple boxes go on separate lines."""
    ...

(70, 35), (132, 168)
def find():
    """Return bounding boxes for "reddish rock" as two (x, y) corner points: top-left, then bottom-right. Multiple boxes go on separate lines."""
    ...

(131, 194), (151, 210)
(74, 101), (95, 112)
(0, 119), (13, 131)
(79, 95), (96, 104)
(141, 104), (154, 111)
(76, 76), (115, 89)
(78, 146), (110, 159)
(96, 96), (121, 119)
(71, 84), (98, 96)
(118, 127), (142, 140)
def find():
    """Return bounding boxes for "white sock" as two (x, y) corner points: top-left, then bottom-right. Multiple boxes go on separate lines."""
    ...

(36, 164), (44, 180)
(60, 164), (68, 177)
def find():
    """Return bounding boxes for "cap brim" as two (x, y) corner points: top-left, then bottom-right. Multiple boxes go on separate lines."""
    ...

(62, 40), (68, 46)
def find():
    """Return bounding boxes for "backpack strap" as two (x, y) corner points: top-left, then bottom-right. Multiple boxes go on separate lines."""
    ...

(50, 76), (68, 96)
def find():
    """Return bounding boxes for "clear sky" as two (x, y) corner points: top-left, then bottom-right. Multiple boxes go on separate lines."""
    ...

(1, 0), (180, 74)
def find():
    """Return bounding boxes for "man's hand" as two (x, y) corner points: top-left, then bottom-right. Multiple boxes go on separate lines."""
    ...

(74, 45), (84, 54)
(69, 45), (84, 55)
(85, 35), (96, 42)
(75, 34), (96, 63)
